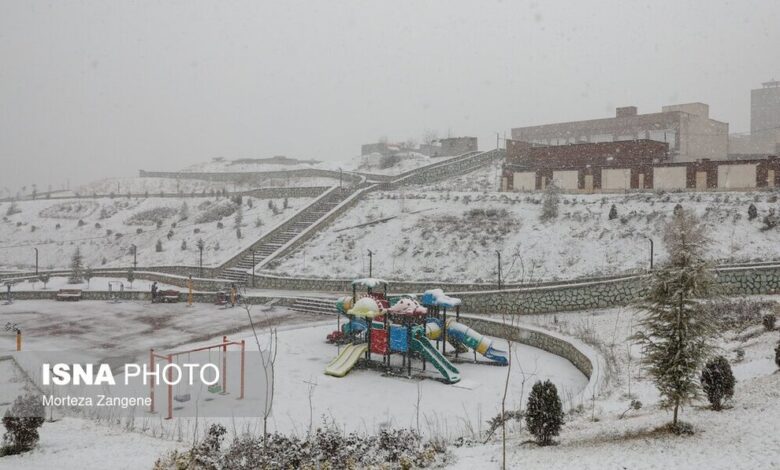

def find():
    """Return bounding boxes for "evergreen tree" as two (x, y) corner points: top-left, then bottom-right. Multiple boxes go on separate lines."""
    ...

(747, 203), (758, 221)
(179, 201), (189, 221)
(700, 356), (735, 411)
(38, 273), (50, 289)
(539, 181), (560, 222)
(156, 239), (163, 252)
(83, 267), (93, 288)
(126, 269), (135, 289)
(633, 209), (717, 429)
(608, 204), (618, 220)
(68, 247), (84, 284)
(234, 206), (243, 229)
(181, 239), (188, 251)
(525, 380), (564, 446)
(775, 343), (780, 370)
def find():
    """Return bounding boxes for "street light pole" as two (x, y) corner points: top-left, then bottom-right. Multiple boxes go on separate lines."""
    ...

(33, 247), (38, 275)
(131, 244), (137, 270)
(647, 237), (654, 270)
(367, 249), (373, 278)
(339, 168), (343, 189)
(252, 250), (256, 288)
(496, 250), (502, 290)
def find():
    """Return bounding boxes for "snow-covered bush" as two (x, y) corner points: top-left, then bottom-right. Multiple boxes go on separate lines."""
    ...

(763, 313), (776, 331)
(775, 343), (780, 369)
(525, 380), (564, 446)
(6, 203), (21, 216)
(125, 207), (177, 226)
(155, 240), (163, 252)
(195, 200), (238, 224)
(38, 201), (96, 219)
(608, 204), (618, 220)
(700, 356), (735, 411)
(68, 247), (83, 284)
(539, 182), (560, 222)
(152, 422), (445, 470)
(748, 203), (758, 220)
(1, 394), (45, 456)
(181, 240), (187, 251)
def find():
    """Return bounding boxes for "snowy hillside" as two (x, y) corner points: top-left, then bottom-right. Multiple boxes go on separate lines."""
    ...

(267, 190), (780, 282)
(0, 195), (312, 271)
(77, 175), (339, 195)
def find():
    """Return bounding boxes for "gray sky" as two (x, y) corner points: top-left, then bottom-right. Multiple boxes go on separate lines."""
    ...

(1, 0), (779, 194)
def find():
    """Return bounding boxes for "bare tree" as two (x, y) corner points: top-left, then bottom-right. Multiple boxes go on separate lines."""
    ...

(242, 300), (278, 446)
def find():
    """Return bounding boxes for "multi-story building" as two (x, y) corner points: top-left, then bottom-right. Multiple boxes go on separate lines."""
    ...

(730, 80), (780, 156)
(511, 103), (728, 162)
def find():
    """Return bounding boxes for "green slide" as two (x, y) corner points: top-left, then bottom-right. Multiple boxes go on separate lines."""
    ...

(410, 335), (460, 384)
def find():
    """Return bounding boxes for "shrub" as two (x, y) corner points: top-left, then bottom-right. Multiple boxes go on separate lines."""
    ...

(763, 314), (776, 331)
(155, 240), (163, 252)
(525, 380), (564, 446)
(6, 203), (21, 216)
(608, 204), (618, 220)
(700, 356), (735, 411)
(775, 343), (780, 369)
(216, 221), (224, 229)
(136, 228), (143, 234)
(748, 203), (758, 220)
(1, 394), (45, 456)
(762, 209), (779, 231)
(283, 197), (289, 209)
(125, 207), (177, 226)
(77, 219), (86, 227)
(540, 182), (560, 222)
(195, 200), (239, 224)
(181, 240), (187, 251)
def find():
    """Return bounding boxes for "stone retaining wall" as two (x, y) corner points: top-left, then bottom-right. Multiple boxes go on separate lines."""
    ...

(458, 316), (597, 390)
(139, 169), (364, 185)
(5, 289), (296, 306)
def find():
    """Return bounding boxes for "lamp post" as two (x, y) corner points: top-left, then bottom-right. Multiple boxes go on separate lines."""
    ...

(367, 249), (373, 277)
(496, 250), (502, 290)
(339, 168), (343, 189)
(130, 244), (137, 270)
(33, 247), (38, 275)
(251, 250), (256, 287)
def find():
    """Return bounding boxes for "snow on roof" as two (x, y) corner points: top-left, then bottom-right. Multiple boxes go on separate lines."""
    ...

(387, 298), (427, 316)
(351, 278), (388, 288)
(421, 288), (461, 308)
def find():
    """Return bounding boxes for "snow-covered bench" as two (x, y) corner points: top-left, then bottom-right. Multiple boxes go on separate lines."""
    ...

(153, 290), (181, 303)
(56, 289), (83, 301)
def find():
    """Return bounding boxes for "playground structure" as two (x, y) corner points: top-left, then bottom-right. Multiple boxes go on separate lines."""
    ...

(149, 335), (246, 420)
(324, 279), (507, 384)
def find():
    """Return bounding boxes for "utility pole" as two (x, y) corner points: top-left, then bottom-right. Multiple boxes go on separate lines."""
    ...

(252, 250), (256, 287)
(339, 168), (343, 189)
(131, 244), (137, 270)
(367, 249), (373, 277)
(496, 250), (502, 290)
(33, 247), (38, 275)
(646, 237), (654, 270)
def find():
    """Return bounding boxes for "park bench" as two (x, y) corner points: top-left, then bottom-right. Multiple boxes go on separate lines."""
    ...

(56, 289), (83, 301)
(153, 290), (180, 303)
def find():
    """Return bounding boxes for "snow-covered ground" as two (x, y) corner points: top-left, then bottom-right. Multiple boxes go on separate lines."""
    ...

(77, 175), (339, 195)
(0, 195), (312, 271)
(267, 190), (780, 282)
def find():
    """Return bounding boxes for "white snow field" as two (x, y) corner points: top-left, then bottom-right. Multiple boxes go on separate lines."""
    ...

(0, 195), (312, 271)
(267, 190), (780, 282)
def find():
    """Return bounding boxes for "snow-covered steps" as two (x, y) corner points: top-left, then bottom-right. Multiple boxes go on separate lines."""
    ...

(289, 297), (337, 315)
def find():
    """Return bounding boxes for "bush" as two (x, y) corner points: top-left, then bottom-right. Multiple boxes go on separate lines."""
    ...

(153, 422), (445, 470)
(125, 207), (177, 226)
(763, 313), (776, 331)
(608, 204), (618, 220)
(155, 240), (163, 252)
(525, 380), (564, 446)
(1, 394), (45, 456)
(700, 356), (735, 411)
(775, 343), (780, 369)
(181, 240), (187, 251)
(195, 200), (239, 224)
(748, 203), (758, 220)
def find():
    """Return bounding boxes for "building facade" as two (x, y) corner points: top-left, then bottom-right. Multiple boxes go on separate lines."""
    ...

(511, 103), (728, 162)
(501, 139), (779, 192)
(438, 137), (478, 157)
(730, 80), (780, 156)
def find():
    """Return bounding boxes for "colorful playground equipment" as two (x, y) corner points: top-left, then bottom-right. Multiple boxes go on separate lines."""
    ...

(324, 279), (507, 384)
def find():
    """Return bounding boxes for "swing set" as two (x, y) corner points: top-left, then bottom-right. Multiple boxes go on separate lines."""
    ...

(149, 335), (246, 419)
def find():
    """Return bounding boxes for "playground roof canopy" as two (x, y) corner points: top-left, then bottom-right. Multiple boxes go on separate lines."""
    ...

(352, 278), (388, 289)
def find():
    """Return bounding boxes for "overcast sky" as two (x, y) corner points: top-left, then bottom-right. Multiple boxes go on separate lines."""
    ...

(1, 0), (779, 194)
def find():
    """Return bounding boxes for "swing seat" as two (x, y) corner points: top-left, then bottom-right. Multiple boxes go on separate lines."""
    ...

(173, 393), (191, 403)
(208, 385), (222, 394)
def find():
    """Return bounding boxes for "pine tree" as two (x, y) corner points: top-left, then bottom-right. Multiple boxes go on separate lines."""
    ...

(156, 239), (163, 252)
(539, 181), (560, 222)
(525, 380), (564, 446)
(608, 204), (618, 220)
(747, 203), (758, 221)
(632, 209), (717, 430)
(700, 356), (735, 411)
(179, 202), (190, 221)
(126, 269), (134, 289)
(83, 267), (93, 288)
(68, 247), (84, 284)
(181, 239), (188, 251)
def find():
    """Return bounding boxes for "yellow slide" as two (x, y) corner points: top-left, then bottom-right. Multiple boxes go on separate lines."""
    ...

(324, 343), (368, 377)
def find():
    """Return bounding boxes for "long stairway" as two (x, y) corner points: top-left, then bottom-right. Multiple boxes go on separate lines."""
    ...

(219, 187), (355, 284)
(289, 297), (338, 315)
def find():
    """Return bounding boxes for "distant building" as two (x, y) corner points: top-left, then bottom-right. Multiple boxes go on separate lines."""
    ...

(361, 142), (400, 157)
(501, 139), (778, 192)
(729, 80), (780, 156)
(437, 137), (478, 157)
(511, 103), (728, 162)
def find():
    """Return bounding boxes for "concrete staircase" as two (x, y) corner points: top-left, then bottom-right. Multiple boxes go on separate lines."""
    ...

(289, 297), (338, 315)
(218, 187), (355, 283)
